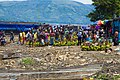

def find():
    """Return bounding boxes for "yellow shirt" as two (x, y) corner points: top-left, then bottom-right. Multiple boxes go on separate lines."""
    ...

(22, 32), (26, 37)
(20, 33), (23, 41)
(20, 33), (22, 38)
(34, 32), (37, 39)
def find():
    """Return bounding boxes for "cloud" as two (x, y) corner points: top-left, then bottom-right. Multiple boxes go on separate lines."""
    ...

(73, 0), (93, 4)
(0, 0), (27, 1)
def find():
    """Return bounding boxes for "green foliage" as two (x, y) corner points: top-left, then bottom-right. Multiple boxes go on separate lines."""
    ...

(93, 74), (120, 80)
(22, 57), (35, 65)
(87, 0), (120, 21)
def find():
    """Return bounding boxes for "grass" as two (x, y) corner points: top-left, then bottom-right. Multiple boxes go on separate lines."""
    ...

(21, 57), (35, 65)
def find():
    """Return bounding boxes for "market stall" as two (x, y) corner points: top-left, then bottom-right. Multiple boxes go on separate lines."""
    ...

(112, 17), (120, 40)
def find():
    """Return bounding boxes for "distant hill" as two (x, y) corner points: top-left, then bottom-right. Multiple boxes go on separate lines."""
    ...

(0, 0), (94, 24)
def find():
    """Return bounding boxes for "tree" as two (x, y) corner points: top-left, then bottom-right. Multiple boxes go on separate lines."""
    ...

(87, 0), (120, 22)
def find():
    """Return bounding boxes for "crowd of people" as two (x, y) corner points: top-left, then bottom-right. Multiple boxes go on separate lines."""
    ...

(0, 24), (119, 47)
(18, 25), (74, 46)
(17, 24), (118, 47)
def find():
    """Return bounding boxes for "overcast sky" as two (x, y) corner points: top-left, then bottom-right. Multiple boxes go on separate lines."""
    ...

(73, 0), (93, 4)
(0, 0), (93, 4)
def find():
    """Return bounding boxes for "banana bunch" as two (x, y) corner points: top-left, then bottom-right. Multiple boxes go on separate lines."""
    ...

(81, 42), (111, 51)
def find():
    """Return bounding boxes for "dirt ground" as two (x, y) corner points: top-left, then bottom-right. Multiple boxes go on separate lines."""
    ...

(0, 37), (120, 79)
(0, 42), (119, 72)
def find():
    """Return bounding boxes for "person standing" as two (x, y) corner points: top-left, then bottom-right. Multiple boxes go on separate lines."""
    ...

(113, 31), (119, 46)
(33, 31), (37, 43)
(50, 30), (55, 45)
(26, 31), (33, 47)
(82, 31), (86, 42)
(0, 36), (6, 46)
(45, 30), (49, 45)
(10, 31), (14, 43)
(65, 28), (69, 43)
(29, 32), (33, 47)
(55, 29), (59, 41)
(77, 30), (82, 46)
(22, 31), (26, 44)
(19, 32), (23, 45)
(60, 29), (64, 41)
